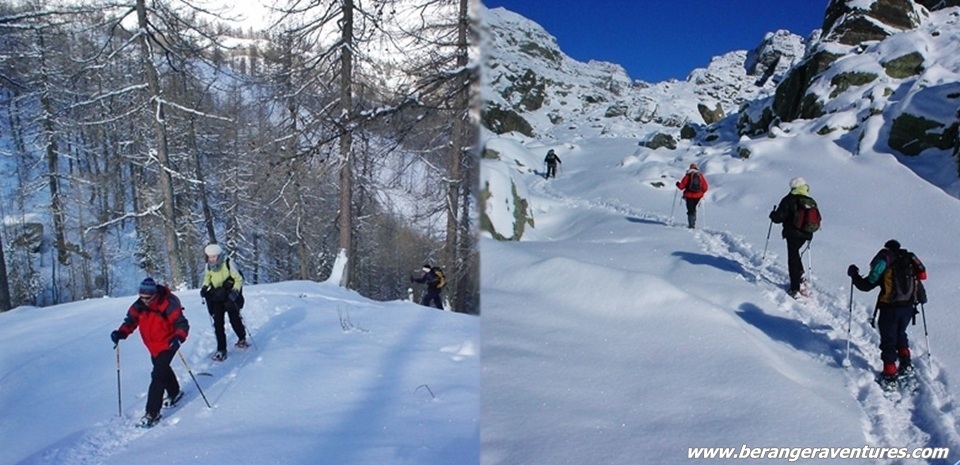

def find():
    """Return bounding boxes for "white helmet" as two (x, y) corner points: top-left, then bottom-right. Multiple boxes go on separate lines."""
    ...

(204, 243), (223, 256)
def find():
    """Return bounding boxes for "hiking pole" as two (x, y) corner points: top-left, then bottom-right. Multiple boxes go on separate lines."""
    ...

(843, 281), (853, 367)
(115, 343), (123, 417)
(669, 188), (678, 226)
(801, 240), (813, 292)
(699, 198), (705, 230)
(761, 217), (773, 262)
(760, 205), (777, 265)
(920, 303), (931, 360)
(178, 352), (212, 409)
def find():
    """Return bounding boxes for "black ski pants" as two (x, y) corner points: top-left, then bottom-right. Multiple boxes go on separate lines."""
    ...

(147, 348), (180, 416)
(877, 305), (913, 365)
(420, 291), (443, 310)
(546, 163), (558, 179)
(208, 300), (246, 352)
(786, 238), (807, 293)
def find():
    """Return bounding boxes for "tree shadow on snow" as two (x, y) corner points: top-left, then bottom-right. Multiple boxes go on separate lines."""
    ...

(735, 303), (847, 367)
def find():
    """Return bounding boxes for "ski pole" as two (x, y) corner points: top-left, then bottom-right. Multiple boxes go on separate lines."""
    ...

(761, 216), (773, 262)
(843, 280), (853, 367)
(920, 303), (930, 360)
(699, 198), (705, 229)
(669, 188), (678, 226)
(115, 343), (123, 417)
(801, 240), (813, 290)
(178, 352), (212, 409)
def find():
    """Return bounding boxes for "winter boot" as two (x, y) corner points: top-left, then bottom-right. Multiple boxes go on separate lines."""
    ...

(139, 411), (162, 428)
(687, 213), (696, 229)
(163, 391), (184, 408)
(898, 348), (913, 377)
(212, 350), (227, 362)
(877, 362), (898, 390)
(235, 339), (250, 349)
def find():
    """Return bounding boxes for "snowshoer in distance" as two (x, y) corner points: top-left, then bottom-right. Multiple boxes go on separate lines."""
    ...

(848, 240), (927, 388)
(676, 163), (708, 229)
(769, 177), (820, 298)
(544, 149), (562, 179)
(411, 264), (445, 310)
(110, 277), (189, 427)
(200, 243), (248, 362)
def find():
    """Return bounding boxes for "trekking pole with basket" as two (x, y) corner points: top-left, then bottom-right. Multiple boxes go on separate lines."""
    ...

(843, 282), (853, 367)
(761, 207), (775, 262)
(115, 343), (123, 417)
(178, 352), (212, 409)
(920, 303), (931, 360)
(669, 188), (678, 226)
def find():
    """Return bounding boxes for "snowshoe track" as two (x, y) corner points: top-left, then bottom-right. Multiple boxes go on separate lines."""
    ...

(533, 176), (960, 462)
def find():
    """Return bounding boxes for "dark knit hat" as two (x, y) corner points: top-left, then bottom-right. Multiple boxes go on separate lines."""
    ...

(139, 277), (158, 295)
(884, 239), (901, 250)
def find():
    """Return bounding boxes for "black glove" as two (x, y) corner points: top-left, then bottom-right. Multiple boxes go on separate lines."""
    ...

(917, 281), (928, 304)
(200, 286), (209, 298)
(223, 278), (235, 291)
(228, 290), (239, 302)
(169, 335), (184, 351)
(768, 210), (777, 221)
(675, 182), (681, 188)
(847, 264), (859, 278)
(110, 330), (126, 344)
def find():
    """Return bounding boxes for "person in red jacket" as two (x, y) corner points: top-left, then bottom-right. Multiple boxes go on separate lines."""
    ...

(111, 277), (190, 427)
(676, 163), (708, 229)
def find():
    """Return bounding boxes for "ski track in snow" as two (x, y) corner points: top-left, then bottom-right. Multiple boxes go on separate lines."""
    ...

(532, 176), (960, 463)
(17, 317), (263, 465)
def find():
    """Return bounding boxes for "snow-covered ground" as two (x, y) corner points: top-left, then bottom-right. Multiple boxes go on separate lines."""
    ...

(480, 125), (960, 464)
(1, 281), (478, 465)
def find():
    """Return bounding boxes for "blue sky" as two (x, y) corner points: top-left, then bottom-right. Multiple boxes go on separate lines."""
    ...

(482, 0), (830, 83)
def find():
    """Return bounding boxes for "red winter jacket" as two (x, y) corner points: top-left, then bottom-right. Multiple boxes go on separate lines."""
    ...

(117, 285), (189, 357)
(677, 170), (708, 200)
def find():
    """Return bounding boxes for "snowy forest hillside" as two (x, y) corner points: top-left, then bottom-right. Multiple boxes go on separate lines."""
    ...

(481, 1), (960, 464)
(0, 280), (479, 465)
(0, 0), (478, 314)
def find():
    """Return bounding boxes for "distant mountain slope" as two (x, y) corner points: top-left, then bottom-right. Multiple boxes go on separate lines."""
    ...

(480, 6), (807, 140)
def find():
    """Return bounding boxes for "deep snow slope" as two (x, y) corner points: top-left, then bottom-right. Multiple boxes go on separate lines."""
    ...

(1, 281), (479, 465)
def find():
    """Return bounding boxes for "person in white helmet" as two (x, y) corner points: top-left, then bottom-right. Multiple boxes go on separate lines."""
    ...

(200, 243), (247, 361)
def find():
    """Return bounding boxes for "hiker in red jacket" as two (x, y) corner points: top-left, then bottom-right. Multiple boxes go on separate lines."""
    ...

(676, 163), (708, 228)
(111, 277), (189, 427)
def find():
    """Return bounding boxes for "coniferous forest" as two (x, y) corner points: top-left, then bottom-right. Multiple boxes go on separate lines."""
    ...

(0, 0), (478, 314)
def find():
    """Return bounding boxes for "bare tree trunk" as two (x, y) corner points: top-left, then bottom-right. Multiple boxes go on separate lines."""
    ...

(0, 232), (11, 312)
(447, 0), (474, 312)
(37, 31), (69, 270)
(136, 0), (184, 287)
(337, 0), (355, 288)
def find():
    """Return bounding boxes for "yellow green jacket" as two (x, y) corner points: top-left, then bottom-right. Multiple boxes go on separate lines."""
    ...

(203, 257), (243, 290)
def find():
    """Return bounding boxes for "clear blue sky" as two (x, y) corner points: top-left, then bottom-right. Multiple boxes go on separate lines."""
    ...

(482, 0), (830, 83)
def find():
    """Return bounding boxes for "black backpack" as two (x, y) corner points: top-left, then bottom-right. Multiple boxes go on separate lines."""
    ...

(886, 250), (924, 306)
(226, 257), (245, 309)
(687, 173), (702, 193)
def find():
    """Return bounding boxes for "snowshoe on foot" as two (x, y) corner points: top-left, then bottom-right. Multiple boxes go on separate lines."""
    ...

(876, 374), (899, 392)
(163, 391), (184, 408)
(139, 412), (162, 428)
(898, 363), (915, 377)
(212, 350), (227, 362)
(235, 339), (250, 349)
